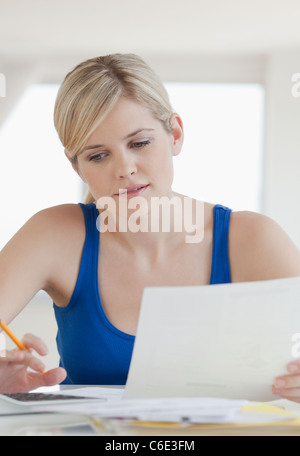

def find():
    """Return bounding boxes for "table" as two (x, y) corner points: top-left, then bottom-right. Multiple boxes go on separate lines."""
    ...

(2, 386), (300, 436)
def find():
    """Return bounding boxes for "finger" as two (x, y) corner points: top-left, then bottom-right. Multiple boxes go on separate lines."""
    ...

(274, 374), (300, 390)
(272, 386), (300, 402)
(42, 367), (67, 386)
(287, 361), (300, 374)
(27, 367), (67, 390)
(4, 350), (26, 363)
(4, 350), (46, 373)
(22, 334), (48, 356)
(0, 352), (20, 369)
(24, 352), (46, 373)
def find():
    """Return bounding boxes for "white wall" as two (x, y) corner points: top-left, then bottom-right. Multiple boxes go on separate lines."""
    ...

(0, 61), (43, 127)
(263, 50), (300, 247)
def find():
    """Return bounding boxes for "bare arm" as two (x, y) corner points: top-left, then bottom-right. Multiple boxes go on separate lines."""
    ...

(1, 212), (51, 323)
(0, 204), (83, 393)
(229, 211), (300, 401)
(229, 211), (300, 282)
(0, 204), (84, 323)
(0, 209), (57, 323)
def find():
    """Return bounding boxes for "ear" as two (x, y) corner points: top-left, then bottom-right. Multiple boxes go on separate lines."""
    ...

(64, 150), (86, 182)
(169, 113), (184, 156)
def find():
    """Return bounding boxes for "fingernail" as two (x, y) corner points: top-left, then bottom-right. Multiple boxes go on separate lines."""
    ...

(272, 389), (281, 395)
(39, 344), (48, 355)
(289, 363), (298, 373)
(275, 379), (286, 388)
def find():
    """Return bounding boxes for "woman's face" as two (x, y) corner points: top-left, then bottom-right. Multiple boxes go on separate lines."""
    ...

(73, 96), (184, 205)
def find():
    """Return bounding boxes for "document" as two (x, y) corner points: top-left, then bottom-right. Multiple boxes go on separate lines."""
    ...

(38, 396), (247, 424)
(51, 387), (124, 401)
(36, 391), (297, 426)
(124, 277), (300, 402)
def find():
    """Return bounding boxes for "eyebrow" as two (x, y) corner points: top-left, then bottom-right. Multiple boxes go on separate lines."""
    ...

(80, 128), (155, 155)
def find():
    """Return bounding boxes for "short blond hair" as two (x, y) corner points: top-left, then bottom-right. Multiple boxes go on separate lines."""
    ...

(54, 54), (174, 203)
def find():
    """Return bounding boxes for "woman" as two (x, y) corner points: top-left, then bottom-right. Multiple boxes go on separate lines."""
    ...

(0, 53), (300, 398)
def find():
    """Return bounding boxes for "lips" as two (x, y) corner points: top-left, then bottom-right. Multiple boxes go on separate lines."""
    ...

(116, 184), (149, 198)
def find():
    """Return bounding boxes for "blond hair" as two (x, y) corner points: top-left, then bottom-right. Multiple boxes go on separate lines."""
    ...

(54, 53), (174, 203)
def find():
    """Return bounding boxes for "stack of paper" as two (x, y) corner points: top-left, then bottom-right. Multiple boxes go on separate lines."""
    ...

(86, 397), (247, 424)
(35, 390), (297, 426)
(35, 393), (245, 424)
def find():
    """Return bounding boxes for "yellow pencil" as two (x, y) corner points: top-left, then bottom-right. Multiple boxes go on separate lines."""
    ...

(0, 320), (47, 373)
(0, 320), (27, 351)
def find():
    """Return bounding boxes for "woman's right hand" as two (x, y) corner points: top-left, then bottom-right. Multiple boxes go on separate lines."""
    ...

(0, 333), (66, 394)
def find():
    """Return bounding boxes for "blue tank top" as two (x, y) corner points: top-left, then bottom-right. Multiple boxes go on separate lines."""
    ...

(54, 203), (232, 385)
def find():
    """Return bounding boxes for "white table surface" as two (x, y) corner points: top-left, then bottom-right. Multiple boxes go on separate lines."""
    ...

(2, 386), (300, 436)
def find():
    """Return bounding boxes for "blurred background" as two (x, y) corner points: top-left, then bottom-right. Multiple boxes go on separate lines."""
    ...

(0, 0), (300, 368)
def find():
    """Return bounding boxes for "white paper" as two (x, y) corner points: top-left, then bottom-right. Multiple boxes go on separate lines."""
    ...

(89, 397), (246, 420)
(31, 386), (124, 402)
(53, 387), (124, 401)
(35, 396), (246, 424)
(124, 277), (300, 402)
(37, 396), (295, 425)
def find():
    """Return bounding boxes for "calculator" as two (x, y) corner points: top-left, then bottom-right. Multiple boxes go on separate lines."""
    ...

(0, 391), (104, 415)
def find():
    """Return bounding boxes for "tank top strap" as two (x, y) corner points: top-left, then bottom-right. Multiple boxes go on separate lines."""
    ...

(210, 204), (232, 284)
(77, 202), (99, 285)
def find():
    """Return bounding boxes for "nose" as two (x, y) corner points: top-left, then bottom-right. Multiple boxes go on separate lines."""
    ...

(114, 152), (137, 179)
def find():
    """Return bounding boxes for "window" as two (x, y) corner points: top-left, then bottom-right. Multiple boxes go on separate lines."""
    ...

(166, 82), (264, 213)
(0, 84), (82, 249)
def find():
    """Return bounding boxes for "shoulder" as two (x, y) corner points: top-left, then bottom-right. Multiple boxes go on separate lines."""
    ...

(27, 204), (88, 295)
(29, 203), (85, 230)
(19, 203), (86, 252)
(0, 204), (88, 303)
(228, 210), (300, 282)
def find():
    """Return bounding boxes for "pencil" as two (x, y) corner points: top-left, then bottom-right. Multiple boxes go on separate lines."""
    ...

(0, 320), (28, 351)
(0, 320), (47, 373)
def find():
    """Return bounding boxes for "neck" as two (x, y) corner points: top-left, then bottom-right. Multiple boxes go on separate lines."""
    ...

(98, 192), (204, 262)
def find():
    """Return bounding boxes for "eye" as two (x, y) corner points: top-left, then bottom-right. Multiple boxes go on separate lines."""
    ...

(131, 140), (151, 149)
(88, 152), (107, 162)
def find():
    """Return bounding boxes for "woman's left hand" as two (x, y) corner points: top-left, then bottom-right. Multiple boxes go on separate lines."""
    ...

(272, 361), (300, 402)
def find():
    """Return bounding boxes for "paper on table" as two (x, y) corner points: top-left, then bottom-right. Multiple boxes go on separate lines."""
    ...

(124, 277), (300, 402)
(52, 387), (124, 401)
(34, 396), (246, 423)
(35, 396), (297, 426)
(88, 397), (246, 422)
